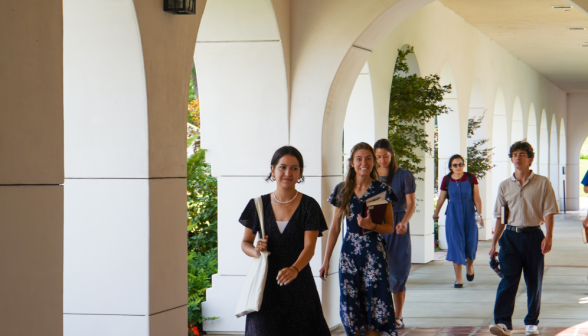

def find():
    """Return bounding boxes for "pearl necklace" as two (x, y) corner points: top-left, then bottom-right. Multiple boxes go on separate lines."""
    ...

(272, 191), (299, 204)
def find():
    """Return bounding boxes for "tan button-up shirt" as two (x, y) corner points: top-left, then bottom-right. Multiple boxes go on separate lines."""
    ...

(493, 171), (559, 227)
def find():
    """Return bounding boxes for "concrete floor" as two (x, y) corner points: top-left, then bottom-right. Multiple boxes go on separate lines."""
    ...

(332, 211), (588, 335)
(211, 212), (588, 335)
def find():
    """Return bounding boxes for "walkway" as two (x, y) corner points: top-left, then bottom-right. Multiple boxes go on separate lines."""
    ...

(332, 212), (588, 335)
(210, 213), (588, 335)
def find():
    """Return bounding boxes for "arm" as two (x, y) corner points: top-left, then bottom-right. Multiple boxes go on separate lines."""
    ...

(277, 230), (319, 286)
(319, 207), (342, 280)
(241, 228), (268, 258)
(473, 184), (484, 227)
(541, 214), (554, 254)
(433, 190), (448, 220)
(584, 213), (588, 229)
(489, 218), (505, 258)
(584, 185), (588, 194)
(357, 202), (395, 234)
(396, 193), (415, 234)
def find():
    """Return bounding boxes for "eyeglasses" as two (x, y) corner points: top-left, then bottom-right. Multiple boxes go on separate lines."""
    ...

(452, 163), (464, 168)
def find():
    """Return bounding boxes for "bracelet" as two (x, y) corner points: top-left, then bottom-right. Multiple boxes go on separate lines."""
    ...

(291, 266), (299, 274)
(372, 223), (377, 231)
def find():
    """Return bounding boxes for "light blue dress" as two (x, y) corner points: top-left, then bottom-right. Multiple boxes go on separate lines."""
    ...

(381, 168), (416, 293)
(445, 177), (478, 265)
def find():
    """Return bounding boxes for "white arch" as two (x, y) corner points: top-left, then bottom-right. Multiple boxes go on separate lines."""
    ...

(560, 119), (567, 209)
(492, 88), (509, 208)
(539, 109), (549, 176)
(343, 62), (376, 167)
(511, 96), (524, 143)
(436, 63), (461, 250)
(437, 62), (461, 179)
(527, 104), (538, 172)
(468, 78), (491, 240)
(550, 114), (559, 202)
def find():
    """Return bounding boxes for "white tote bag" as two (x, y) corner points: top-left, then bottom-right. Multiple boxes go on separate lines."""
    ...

(235, 197), (270, 318)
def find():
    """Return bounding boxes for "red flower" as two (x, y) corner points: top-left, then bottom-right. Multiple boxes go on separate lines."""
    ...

(192, 326), (200, 336)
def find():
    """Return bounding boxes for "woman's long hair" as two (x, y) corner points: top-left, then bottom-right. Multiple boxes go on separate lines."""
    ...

(337, 142), (380, 223)
(374, 138), (398, 185)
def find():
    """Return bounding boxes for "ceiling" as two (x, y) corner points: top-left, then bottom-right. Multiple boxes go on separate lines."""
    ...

(440, 0), (588, 93)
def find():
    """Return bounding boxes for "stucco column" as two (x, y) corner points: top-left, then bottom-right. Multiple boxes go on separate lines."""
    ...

(0, 1), (64, 335)
(63, 1), (201, 335)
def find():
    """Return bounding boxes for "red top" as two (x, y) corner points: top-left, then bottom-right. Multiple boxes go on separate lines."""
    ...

(440, 173), (478, 191)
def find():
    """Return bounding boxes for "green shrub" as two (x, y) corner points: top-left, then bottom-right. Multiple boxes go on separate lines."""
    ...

(187, 149), (219, 330)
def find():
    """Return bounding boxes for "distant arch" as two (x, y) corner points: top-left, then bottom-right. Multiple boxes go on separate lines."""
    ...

(539, 109), (549, 176)
(527, 104), (538, 172)
(550, 114), (559, 201)
(492, 88), (509, 208)
(511, 96), (524, 143)
(560, 119), (567, 208)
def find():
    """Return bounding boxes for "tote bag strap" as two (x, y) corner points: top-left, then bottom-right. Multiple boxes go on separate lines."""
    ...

(254, 197), (266, 239)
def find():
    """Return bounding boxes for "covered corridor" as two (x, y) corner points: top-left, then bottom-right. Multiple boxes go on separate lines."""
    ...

(2, 0), (588, 335)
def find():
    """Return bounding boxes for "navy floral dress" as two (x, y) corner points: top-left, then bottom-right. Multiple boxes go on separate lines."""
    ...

(328, 180), (398, 336)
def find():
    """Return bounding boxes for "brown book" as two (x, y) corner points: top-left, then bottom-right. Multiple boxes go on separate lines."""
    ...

(361, 196), (388, 234)
(582, 228), (588, 244)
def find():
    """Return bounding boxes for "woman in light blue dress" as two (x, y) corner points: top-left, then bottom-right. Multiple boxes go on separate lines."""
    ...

(374, 139), (416, 329)
(433, 154), (484, 288)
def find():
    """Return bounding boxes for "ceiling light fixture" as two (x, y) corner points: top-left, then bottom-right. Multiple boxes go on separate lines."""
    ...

(580, 44), (588, 47)
(552, 5), (573, 9)
(568, 27), (587, 30)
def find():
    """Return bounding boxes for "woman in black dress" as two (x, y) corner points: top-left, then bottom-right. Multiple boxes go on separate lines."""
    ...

(239, 146), (331, 336)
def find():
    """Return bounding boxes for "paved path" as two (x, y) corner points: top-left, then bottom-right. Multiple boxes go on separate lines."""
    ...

(211, 212), (588, 335)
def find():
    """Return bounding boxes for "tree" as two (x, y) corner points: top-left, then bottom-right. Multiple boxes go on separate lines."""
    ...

(389, 47), (452, 176)
(467, 112), (495, 179)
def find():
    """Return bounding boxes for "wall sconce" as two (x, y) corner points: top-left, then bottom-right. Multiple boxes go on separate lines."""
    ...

(164, 0), (196, 14)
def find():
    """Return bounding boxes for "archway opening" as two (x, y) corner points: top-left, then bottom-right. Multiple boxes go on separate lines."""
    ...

(436, 63), (460, 250)
(511, 96), (524, 143)
(492, 88), (509, 216)
(580, 137), (588, 211)
(560, 120), (567, 209)
(527, 104), (538, 172)
(539, 110), (549, 177)
(550, 114), (559, 202)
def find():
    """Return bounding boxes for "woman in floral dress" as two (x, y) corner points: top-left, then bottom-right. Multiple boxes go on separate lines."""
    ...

(319, 142), (398, 336)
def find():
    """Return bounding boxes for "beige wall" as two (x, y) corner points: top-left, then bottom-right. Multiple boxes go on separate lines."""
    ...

(0, 0), (64, 184)
(0, 2), (64, 335)
(565, 93), (588, 210)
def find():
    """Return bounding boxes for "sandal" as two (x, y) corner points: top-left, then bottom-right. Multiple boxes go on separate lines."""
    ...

(467, 273), (475, 282)
(395, 317), (405, 329)
(454, 282), (463, 288)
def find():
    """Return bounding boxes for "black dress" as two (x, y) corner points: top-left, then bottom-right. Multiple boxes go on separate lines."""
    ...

(239, 194), (331, 336)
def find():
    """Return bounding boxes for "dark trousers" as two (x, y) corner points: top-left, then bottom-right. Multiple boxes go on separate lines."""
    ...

(494, 229), (545, 329)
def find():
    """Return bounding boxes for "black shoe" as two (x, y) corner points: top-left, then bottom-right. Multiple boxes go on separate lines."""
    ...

(454, 282), (463, 288)
(466, 273), (475, 282)
(395, 317), (405, 329)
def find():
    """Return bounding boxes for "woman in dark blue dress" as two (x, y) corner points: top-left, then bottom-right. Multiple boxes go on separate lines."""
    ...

(319, 142), (398, 336)
(239, 146), (331, 336)
(374, 139), (416, 329)
(433, 154), (484, 287)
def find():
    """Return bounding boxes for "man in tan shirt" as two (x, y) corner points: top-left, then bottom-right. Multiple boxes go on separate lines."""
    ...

(488, 141), (559, 336)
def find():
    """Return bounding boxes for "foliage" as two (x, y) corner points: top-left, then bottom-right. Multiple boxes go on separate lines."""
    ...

(188, 248), (218, 326)
(188, 149), (218, 254)
(467, 112), (495, 179)
(187, 148), (219, 329)
(388, 47), (452, 176)
(188, 64), (201, 151)
(581, 153), (588, 160)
